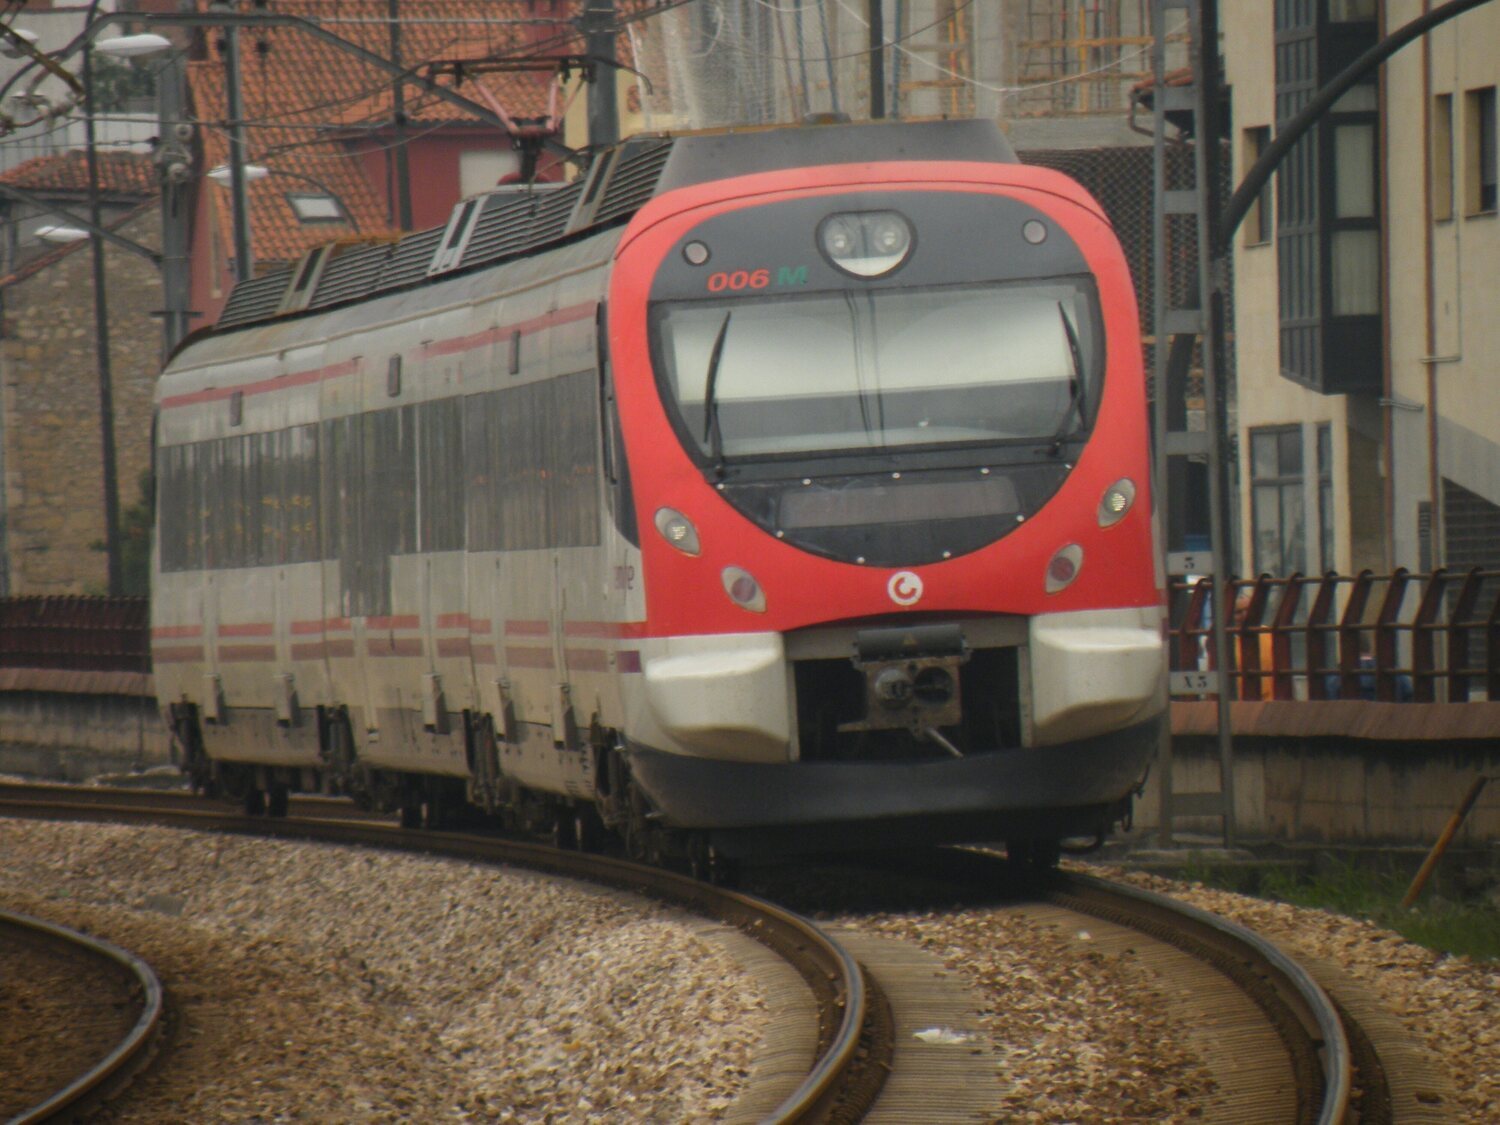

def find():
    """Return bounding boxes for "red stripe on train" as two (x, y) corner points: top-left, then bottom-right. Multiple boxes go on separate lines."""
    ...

(160, 358), (360, 410)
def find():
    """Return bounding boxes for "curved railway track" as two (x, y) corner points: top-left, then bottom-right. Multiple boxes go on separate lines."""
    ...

(802, 848), (1379, 1124)
(0, 782), (887, 1123)
(0, 907), (166, 1123)
(1, 782), (1409, 1123)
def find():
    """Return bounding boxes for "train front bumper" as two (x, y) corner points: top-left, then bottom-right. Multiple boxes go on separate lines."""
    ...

(623, 714), (1160, 853)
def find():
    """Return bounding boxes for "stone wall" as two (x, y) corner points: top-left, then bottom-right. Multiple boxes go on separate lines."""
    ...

(0, 205), (163, 595)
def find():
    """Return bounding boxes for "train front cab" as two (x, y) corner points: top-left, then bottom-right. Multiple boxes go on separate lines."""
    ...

(606, 123), (1165, 856)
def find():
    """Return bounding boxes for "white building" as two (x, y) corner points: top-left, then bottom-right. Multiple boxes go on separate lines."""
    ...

(1225, 0), (1500, 580)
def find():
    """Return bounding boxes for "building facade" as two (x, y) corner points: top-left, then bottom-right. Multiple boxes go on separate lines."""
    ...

(1225, 0), (1500, 582)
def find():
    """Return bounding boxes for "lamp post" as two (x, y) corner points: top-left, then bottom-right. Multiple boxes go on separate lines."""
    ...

(81, 8), (122, 595)
(76, 8), (170, 594)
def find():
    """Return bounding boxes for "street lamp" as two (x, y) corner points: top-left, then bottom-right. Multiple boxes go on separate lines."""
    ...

(36, 224), (90, 243)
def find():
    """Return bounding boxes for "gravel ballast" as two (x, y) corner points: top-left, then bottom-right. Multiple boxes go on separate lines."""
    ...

(0, 819), (766, 1122)
(4, 815), (1494, 1123)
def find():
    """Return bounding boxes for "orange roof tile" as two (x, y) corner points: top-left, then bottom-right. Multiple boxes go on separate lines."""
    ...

(186, 0), (572, 265)
(0, 150), (158, 197)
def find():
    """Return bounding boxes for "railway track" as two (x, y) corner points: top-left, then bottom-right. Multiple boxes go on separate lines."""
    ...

(0, 782), (1411, 1122)
(0, 907), (166, 1123)
(0, 782), (887, 1123)
(786, 848), (1385, 1124)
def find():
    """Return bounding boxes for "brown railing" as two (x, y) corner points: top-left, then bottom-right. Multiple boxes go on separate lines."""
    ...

(1171, 569), (1500, 703)
(0, 597), (150, 675)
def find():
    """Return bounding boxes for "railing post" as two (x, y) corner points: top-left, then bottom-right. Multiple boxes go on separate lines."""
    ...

(1305, 572), (1339, 700)
(1272, 574), (1302, 700)
(1337, 570), (1375, 700)
(1448, 568), (1483, 702)
(1374, 568), (1410, 702)
(1411, 569), (1447, 703)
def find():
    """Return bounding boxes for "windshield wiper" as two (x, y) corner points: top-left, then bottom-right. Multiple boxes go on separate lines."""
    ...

(702, 310), (732, 471)
(1046, 302), (1086, 456)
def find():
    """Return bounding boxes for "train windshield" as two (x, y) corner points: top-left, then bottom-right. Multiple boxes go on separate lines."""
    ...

(652, 278), (1100, 462)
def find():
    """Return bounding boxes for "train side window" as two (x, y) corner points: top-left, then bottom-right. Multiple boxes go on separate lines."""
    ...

(508, 329), (521, 375)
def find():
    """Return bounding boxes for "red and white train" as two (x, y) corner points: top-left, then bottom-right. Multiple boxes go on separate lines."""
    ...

(152, 119), (1164, 868)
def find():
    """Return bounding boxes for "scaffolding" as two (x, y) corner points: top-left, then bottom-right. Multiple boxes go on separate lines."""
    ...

(1012, 0), (1158, 117)
(893, 1), (976, 120)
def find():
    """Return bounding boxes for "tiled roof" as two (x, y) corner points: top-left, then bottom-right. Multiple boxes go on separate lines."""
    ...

(186, 0), (568, 265)
(0, 151), (158, 197)
(190, 63), (397, 264)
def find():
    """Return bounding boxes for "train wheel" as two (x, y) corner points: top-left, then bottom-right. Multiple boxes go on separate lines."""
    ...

(266, 782), (290, 819)
(687, 835), (739, 887)
(243, 788), (266, 817)
(551, 811), (578, 851)
(1006, 838), (1060, 872)
(399, 801), (421, 829)
(573, 807), (603, 854)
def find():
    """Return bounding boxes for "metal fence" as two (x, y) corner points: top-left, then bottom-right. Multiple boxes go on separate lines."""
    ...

(1171, 570), (1500, 703)
(0, 597), (149, 675)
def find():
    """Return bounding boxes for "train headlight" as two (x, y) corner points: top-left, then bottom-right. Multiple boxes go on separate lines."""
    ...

(654, 507), (700, 556)
(1098, 479), (1136, 527)
(1045, 544), (1084, 593)
(721, 566), (767, 612)
(818, 211), (914, 278)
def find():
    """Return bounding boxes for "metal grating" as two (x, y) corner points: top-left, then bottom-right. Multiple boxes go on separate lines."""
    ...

(376, 226), (445, 291)
(213, 135), (678, 333)
(462, 187), (569, 268)
(311, 242), (394, 309)
(217, 268), (295, 328)
(592, 138), (674, 226)
(526, 180), (583, 246)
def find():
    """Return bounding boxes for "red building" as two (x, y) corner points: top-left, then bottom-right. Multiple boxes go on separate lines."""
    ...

(185, 0), (568, 326)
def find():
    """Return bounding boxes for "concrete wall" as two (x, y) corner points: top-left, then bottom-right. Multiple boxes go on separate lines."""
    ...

(0, 689), (170, 781)
(1136, 733), (1500, 847)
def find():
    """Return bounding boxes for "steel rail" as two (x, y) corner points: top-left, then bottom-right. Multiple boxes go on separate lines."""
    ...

(0, 791), (868, 1124)
(1, 909), (165, 1125)
(848, 847), (1355, 1124)
(1055, 869), (1352, 1125)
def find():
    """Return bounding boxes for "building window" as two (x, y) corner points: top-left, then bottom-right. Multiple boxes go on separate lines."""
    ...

(1433, 93), (1454, 222)
(1316, 423), (1334, 572)
(285, 193), (345, 224)
(1251, 426), (1307, 576)
(1465, 86), (1497, 215)
(1244, 126), (1273, 246)
(1273, 2), (1381, 395)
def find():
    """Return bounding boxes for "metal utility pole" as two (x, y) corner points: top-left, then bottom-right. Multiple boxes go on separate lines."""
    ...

(388, 0), (412, 231)
(219, 11), (253, 281)
(869, 0), (885, 118)
(82, 28), (121, 596)
(581, 0), (618, 148)
(157, 50), (194, 355)
(1151, 0), (1234, 847)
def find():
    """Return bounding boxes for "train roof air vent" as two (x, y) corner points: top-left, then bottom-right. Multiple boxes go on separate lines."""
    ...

(428, 196), (486, 276)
